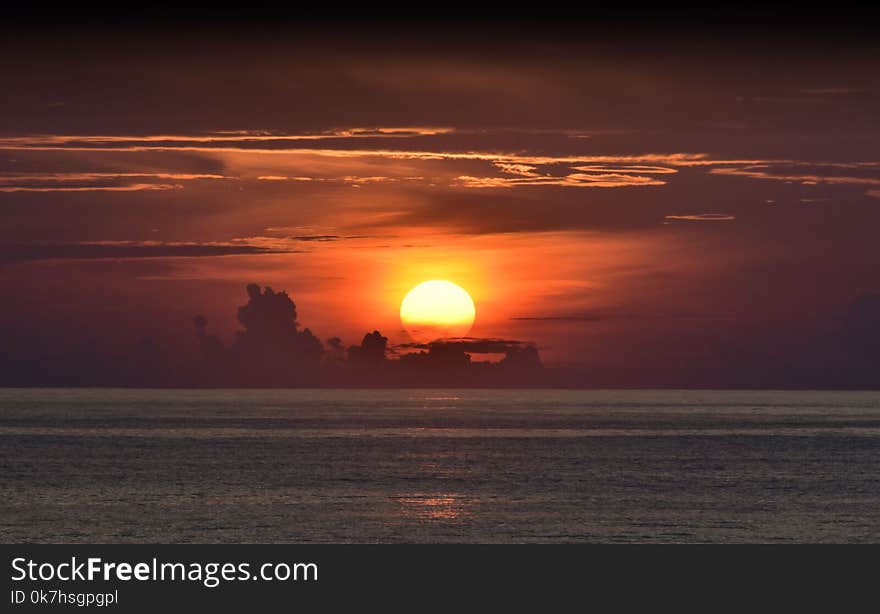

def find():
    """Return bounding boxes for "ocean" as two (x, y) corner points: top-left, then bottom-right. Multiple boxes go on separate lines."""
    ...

(1, 388), (878, 543)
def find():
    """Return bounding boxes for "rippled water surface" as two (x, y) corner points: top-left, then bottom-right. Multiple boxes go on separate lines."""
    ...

(2, 388), (879, 542)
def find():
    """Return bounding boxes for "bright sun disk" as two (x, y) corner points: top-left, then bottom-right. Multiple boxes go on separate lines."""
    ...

(400, 280), (476, 342)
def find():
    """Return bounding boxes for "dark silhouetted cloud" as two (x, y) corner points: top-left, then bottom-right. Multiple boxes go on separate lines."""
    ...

(229, 284), (324, 385)
(348, 330), (388, 367)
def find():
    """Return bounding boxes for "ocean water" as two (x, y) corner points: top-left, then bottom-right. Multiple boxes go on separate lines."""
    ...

(1, 388), (879, 543)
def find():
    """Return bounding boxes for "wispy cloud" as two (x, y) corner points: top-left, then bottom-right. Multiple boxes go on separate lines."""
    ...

(284, 235), (373, 242)
(0, 183), (182, 193)
(3, 132), (879, 200)
(710, 164), (880, 187)
(0, 135), (777, 196)
(0, 133), (730, 168)
(456, 172), (668, 188)
(0, 241), (300, 263)
(0, 172), (227, 193)
(0, 173), (225, 181)
(455, 159), (683, 188)
(285, 235), (342, 242)
(396, 337), (534, 354)
(0, 127), (454, 148)
(256, 175), (314, 181)
(664, 214), (736, 222)
(496, 163), (540, 176)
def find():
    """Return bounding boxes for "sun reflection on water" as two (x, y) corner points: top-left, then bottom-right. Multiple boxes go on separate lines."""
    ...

(393, 493), (469, 521)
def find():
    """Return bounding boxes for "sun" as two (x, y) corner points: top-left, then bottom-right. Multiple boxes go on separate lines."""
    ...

(400, 280), (476, 342)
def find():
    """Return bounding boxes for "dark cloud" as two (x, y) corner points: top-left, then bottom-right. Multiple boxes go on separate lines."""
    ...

(393, 337), (545, 385)
(348, 330), (388, 367)
(0, 242), (298, 264)
(397, 337), (533, 354)
(189, 284), (325, 386)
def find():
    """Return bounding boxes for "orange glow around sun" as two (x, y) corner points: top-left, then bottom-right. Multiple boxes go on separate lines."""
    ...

(400, 280), (476, 342)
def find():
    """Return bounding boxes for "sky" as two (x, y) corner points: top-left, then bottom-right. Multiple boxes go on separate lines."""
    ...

(2, 20), (879, 387)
